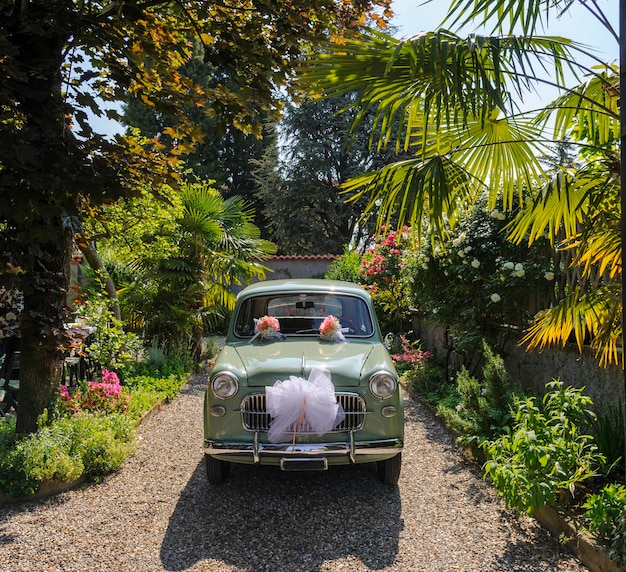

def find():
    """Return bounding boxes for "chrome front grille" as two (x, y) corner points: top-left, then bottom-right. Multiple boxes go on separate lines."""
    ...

(240, 392), (366, 432)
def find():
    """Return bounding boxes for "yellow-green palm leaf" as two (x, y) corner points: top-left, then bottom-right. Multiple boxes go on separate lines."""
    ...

(523, 285), (622, 368)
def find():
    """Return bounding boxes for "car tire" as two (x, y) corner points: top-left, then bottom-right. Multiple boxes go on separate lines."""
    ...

(204, 453), (230, 484)
(377, 453), (401, 485)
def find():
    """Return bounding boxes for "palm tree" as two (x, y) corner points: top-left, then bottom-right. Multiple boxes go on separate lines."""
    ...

(123, 181), (276, 356)
(300, 0), (620, 366)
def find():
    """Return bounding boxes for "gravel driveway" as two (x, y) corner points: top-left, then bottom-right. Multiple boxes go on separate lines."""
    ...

(1, 374), (587, 572)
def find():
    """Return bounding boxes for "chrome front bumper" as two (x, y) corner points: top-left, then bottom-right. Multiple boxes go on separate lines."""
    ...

(204, 431), (403, 464)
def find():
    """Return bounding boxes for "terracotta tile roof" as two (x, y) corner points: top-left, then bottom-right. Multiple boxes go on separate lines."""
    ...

(269, 254), (339, 261)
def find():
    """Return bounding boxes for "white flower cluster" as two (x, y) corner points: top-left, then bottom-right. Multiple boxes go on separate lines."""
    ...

(502, 261), (525, 278)
(451, 232), (467, 247)
(490, 208), (506, 221)
(417, 253), (430, 270)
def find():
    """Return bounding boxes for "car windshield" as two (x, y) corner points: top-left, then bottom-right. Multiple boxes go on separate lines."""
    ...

(233, 293), (375, 338)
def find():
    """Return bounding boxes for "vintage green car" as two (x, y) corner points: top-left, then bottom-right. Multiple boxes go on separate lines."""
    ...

(203, 279), (404, 485)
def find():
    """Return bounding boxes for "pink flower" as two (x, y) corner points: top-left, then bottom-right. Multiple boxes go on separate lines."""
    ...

(255, 315), (280, 340)
(101, 368), (120, 384)
(319, 315), (343, 342)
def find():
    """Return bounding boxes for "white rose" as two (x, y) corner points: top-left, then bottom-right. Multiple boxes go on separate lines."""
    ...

(544, 271), (555, 281)
(515, 263), (524, 271)
(471, 259), (480, 268)
(515, 269), (525, 277)
(490, 293), (501, 303)
(503, 261), (514, 270)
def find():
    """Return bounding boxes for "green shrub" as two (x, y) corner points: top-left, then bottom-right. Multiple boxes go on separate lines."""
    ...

(583, 483), (626, 564)
(124, 373), (187, 402)
(71, 414), (135, 475)
(325, 247), (362, 283)
(201, 337), (220, 361)
(130, 348), (192, 378)
(590, 404), (624, 477)
(443, 342), (514, 448)
(0, 413), (136, 498)
(404, 359), (451, 405)
(401, 197), (555, 355)
(483, 380), (605, 515)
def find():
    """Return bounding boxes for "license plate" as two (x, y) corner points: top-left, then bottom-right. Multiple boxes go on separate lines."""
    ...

(280, 457), (328, 472)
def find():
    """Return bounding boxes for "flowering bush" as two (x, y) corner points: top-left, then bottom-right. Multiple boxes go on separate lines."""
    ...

(358, 226), (414, 333)
(58, 369), (130, 416)
(391, 335), (431, 373)
(402, 198), (557, 353)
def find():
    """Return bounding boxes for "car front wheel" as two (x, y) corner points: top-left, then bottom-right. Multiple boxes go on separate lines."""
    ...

(377, 453), (401, 485)
(205, 453), (231, 484)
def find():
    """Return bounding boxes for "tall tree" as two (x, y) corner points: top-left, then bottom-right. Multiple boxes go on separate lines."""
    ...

(255, 94), (407, 254)
(0, 0), (392, 434)
(300, 0), (620, 366)
(123, 46), (271, 227)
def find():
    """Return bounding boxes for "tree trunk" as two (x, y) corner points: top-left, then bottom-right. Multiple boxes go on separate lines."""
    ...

(16, 224), (72, 435)
(77, 240), (122, 321)
(5, 3), (77, 434)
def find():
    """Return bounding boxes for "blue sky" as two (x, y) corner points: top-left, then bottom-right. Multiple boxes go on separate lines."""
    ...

(389, 0), (618, 112)
(390, 0), (618, 62)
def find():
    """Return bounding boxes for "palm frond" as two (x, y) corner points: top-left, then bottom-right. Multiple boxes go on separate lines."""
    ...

(536, 67), (619, 145)
(448, 112), (547, 209)
(507, 169), (589, 244)
(444, 0), (549, 34)
(303, 28), (579, 152)
(573, 228), (622, 279)
(342, 155), (479, 237)
(522, 285), (622, 367)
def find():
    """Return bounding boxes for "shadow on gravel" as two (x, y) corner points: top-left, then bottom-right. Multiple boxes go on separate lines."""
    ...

(160, 460), (402, 571)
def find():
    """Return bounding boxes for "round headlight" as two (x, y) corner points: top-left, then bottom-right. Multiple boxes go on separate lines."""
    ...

(212, 372), (239, 399)
(369, 372), (397, 399)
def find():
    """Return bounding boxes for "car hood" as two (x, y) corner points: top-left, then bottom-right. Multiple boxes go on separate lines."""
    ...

(229, 341), (382, 388)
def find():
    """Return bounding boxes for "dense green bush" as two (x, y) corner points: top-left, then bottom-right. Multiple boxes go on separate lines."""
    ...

(436, 342), (514, 450)
(404, 359), (453, 406)
(0, 414), (135, 498)
(0, 368), (188, 499)
(483, 380), (605, 515)
(583, 483), (626, 565)
(401, 199), (555, 355)
(325, 247), (362, 283)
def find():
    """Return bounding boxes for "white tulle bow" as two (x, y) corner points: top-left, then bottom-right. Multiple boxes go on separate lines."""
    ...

(265, 367), (345, 443)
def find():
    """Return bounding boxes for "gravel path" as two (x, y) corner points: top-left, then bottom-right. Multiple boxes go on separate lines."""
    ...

(1, 374), (587, 572)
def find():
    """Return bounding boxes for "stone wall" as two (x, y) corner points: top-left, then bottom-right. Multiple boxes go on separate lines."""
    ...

(413, 316), (624, 415)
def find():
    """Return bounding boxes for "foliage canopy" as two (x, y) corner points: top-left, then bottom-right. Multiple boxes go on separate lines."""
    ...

(0, 0), (392, 433)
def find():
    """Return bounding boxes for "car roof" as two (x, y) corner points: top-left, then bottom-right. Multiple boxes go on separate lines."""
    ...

(236, 279), (371, 300)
